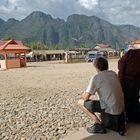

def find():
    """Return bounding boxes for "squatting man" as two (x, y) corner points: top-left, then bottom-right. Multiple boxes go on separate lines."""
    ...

(78, 57), (125, 134)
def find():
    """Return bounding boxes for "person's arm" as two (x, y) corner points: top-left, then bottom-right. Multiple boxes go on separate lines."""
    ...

(81, 92), (92, 101)
(82, 76), (97, 100)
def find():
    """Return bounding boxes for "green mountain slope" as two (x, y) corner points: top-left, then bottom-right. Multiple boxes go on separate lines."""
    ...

(0, 11), (140, 49)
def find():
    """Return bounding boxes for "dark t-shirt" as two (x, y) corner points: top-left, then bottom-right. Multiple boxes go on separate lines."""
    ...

(118, 49), (140, 83)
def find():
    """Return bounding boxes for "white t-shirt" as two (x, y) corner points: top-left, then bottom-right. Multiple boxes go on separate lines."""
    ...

(85, 70), (124, 115)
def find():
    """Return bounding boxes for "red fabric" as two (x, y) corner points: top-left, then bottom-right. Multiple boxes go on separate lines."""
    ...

(118, 49), (140, 122)
(118, 49), (140, 83)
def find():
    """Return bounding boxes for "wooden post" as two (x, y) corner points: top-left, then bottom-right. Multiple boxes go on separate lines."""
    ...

(4, 52), (7, 69)
(24, 52), (26, 66)
(65, 52), (68, 63)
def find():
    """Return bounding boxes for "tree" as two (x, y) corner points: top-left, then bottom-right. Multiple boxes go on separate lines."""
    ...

(3, 35), (14, 40)
(29, 42), (48, 50)
(49, 45), (61, 50)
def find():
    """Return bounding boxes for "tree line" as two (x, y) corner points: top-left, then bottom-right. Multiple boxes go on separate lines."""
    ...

(2, 36), (88, 50)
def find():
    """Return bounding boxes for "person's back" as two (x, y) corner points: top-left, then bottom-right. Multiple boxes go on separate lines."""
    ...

(93, 70), (125, 134)
(92, 70), (124, 115)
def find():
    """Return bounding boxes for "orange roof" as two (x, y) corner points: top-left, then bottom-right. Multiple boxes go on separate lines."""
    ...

(0, 40), (30, 51)
(0, 40), (8, 46)
(96, 43), (109, 48)
(134, 40), (140, 44)
(129, 40), (140, 45)
(4, 44), (30, 50)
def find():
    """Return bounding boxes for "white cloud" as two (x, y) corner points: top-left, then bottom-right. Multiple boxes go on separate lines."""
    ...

(78, 0), (98, 10)
(9, 0), (19, 4)
(0, 0), (140, 27)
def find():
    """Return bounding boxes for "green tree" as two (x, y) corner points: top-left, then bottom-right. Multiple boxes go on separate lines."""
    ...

(49, 45), (61, 50)
(3, 35), (14, 40)
(29, 42), (48, 50)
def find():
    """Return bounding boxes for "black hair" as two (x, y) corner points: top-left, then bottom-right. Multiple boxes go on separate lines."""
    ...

(93, 57), (108, 71)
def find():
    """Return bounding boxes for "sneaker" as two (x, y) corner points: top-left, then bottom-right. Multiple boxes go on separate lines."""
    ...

(87, 123), (107, 134)
(118, 122), (125, 136)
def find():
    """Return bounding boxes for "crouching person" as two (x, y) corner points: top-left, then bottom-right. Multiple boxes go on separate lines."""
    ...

(78, 57), (125, 135)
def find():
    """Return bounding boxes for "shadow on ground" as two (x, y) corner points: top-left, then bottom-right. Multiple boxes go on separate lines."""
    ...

(61, 123), (140, 140)
(82, 124), (140, 140)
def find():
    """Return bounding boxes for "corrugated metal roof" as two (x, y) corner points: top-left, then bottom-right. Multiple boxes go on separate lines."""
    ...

(96, 47), (115, 51)
(32, 50), (65, 55)
(69, 48), (97, 51)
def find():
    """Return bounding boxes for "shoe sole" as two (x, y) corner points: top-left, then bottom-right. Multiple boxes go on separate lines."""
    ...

(87, 128), (107, 134)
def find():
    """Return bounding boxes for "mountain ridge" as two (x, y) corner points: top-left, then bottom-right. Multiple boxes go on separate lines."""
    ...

(0, 11), (140, 49)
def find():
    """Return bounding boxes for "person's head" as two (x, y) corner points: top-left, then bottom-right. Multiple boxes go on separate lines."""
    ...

(93, 57), (108, 72)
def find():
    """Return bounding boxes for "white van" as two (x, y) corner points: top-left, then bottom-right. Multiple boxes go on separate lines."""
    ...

(85, 51), (105, 62)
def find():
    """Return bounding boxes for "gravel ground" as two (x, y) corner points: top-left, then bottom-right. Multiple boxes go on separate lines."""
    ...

(0, 59), (119, 140)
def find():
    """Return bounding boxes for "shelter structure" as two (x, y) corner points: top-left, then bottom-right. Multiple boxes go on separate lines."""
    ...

(0, 40), (31, 69)
(128, 40), (140, 49)
(95, 43), (119, 58)
(64, 48), (98, 63)
(31, 50), (65, 62)
(69, 48), (98, 55)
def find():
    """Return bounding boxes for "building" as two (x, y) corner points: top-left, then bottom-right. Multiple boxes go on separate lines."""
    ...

(31, 50), (65, 61)
(69, 48), (98, 55)
(95, 43), (110, 49)
(0, 40), (31, 69)
(128, 40), (140, 49)
(95, 43), (119, 58)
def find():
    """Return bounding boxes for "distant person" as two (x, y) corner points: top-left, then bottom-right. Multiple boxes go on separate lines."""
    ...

(78, 57), (125, 135)
(118, 48), (140, 123)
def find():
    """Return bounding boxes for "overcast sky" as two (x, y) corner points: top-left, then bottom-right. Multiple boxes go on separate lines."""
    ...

(0, 0), (140, 27)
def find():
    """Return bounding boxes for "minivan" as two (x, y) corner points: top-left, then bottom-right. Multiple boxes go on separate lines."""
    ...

(85, 51), (104, 62)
